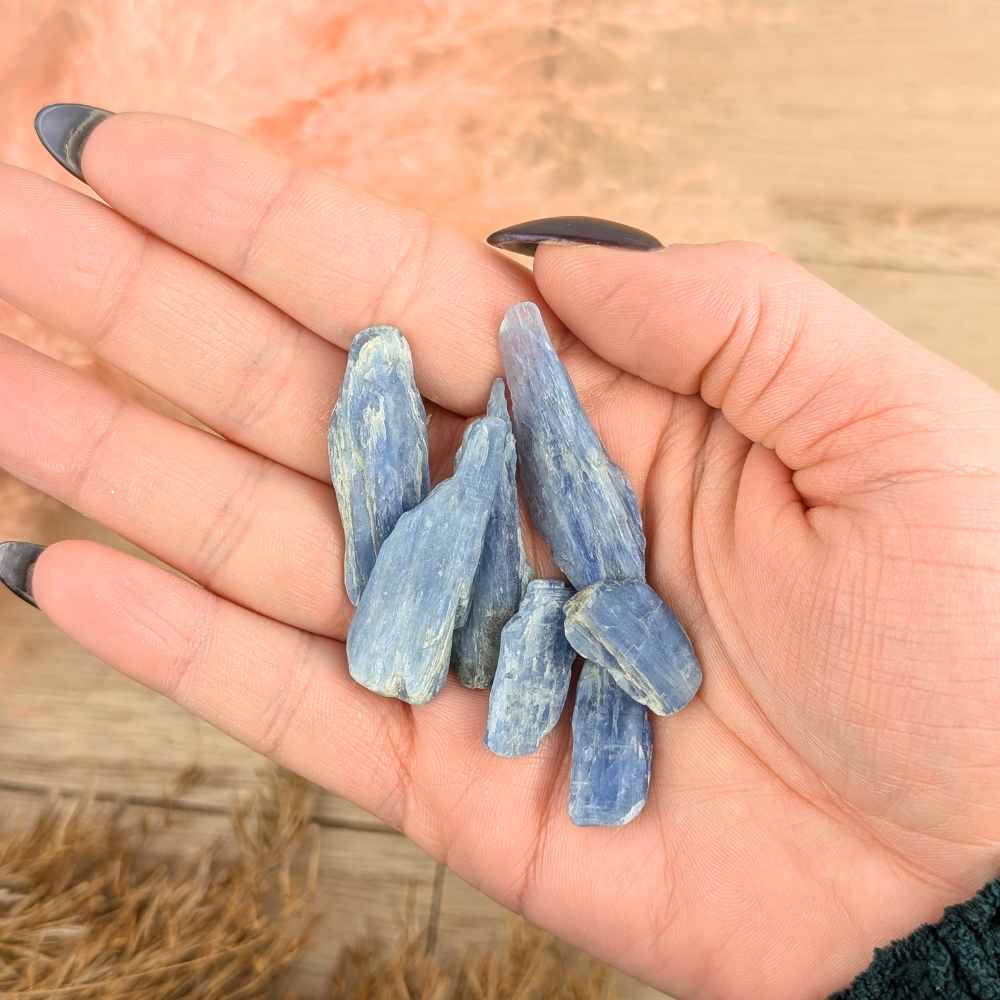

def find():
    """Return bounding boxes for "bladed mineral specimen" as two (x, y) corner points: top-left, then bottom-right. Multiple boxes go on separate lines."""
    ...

(563, 579), (702, 717)
(451, 379), (524, 688)
(569, 660), (652, 827)
(483, 578), (575, 757)
(498, 301), (645, 590)
(328, 325), (430, 606)
(346, 416), (506, 705)
(499, 301), (701, 722)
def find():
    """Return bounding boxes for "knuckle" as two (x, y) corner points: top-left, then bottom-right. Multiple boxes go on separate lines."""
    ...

(192, 461), (268, 588)
(369, 708), (418, 834)
(230, 165), (302, 280)
(90, 231), (156, 351)
(224, 322), (303, 435)
(368, 214), (434, 326)
(68, 395), (130, 505)
(255, 632), (318, 758)
(156, 590), (216, 703)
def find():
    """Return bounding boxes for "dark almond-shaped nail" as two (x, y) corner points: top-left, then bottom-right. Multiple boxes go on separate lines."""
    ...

(0, 542), (46, 608)
(34, 104), (114, 182)
(486, 216), (664, 257)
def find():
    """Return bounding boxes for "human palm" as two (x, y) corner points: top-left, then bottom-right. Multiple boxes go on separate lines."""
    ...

(2, 114), (1000, 1000)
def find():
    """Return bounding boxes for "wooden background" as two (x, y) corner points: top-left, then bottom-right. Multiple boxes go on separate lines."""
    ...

(2, 1), (1000, 996)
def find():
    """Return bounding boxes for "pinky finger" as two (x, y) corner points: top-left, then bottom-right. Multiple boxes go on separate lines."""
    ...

(31, 540), (415, 825)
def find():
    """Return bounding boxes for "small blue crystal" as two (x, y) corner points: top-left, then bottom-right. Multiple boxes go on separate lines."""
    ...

(569, 661), (652, 827)
(346, 417), (506, 705)
(328, 326), (430, 606)
(498, 301), (645, 591)
(451, 379), (525, 688)
(484, 578), (576, 757)
(563, 579), (702, 716)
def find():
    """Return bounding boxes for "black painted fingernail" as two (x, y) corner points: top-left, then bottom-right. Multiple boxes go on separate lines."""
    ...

(34, 104), (114, 182)
(486, 216), (664, 257)
(0, 542), (46, 608)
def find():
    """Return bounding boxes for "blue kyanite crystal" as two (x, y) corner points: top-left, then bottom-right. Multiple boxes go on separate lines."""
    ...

(569, 660), (652, 827)
(328, 325), (430, 606)
(497, 301), (644, 590)
(346, 416), (506, 705)
(451, 379), (525, 688)
(484, 578), (576, 757)
(499, 302), (702, 716)
(563, 579), (702, 717)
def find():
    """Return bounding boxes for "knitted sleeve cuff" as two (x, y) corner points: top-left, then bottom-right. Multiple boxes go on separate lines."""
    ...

(828, 877), (1000, 1000)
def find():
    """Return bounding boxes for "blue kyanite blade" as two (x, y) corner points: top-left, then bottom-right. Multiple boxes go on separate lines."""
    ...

(484, 578), (576, 757)
(569, 661), (652, 827)
(563, 579), (702, 717)
(328, 325), (430, 605)
(452, 379), (526, 688)
(497, 301), (645, 590)
(346, 416), (506, 705)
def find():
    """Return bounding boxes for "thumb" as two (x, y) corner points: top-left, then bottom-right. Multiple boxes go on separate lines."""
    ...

(532, 240), (1000, 508)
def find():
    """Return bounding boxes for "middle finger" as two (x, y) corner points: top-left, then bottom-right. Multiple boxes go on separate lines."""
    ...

(0, 165), (344, 483)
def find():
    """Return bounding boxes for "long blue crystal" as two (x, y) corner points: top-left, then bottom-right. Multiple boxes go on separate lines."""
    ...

(569, 661), (652, 827)
(563, 579), (702, 717)
(497, 301), (644, 590)
(484, 578), (576, 757)
(499, 302), (702, 716)
(451, 379), (525, 688)
(328, 326), (430, 606)
(346, 417), (506, 705)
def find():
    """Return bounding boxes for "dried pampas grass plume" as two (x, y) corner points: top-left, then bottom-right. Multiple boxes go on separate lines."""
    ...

(1, 0), (719, 228)
(326, 918), (617, 1000)
(1, 0), (766, 374)
(0, 767), (320, 999)
(0, 770), (620, 999)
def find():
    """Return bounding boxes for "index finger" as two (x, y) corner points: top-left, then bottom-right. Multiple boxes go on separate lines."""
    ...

(76, 112), (538, 414)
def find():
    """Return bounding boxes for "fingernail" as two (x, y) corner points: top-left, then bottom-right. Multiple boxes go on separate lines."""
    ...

(0, 542), (46, 608)
(34, 104), (114, 182)
(486, 217), (664, 257)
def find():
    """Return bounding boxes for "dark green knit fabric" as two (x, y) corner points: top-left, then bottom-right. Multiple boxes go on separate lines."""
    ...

(828, 877), (1000, 999)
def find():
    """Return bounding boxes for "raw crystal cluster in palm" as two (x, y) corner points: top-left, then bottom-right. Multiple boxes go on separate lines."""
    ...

(330, 305), (702, 826)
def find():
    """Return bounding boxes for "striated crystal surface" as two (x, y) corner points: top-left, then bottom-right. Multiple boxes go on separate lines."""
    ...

(328, 325), (430, 606)
(569, 661), (652, 827)
(452, 379), (525, 688)
(563, 579), (702, 716)
(497, 301), (644, 590)
(346, 416), (505, 705)
(484, 578), (576, 757)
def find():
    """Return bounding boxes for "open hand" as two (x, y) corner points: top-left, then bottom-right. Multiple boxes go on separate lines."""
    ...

(2, 113), (1000, 1000)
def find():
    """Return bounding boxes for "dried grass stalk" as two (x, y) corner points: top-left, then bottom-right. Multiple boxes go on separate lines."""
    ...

(0, 770), (617, 999)
(321, 917), (616, 1000)
(0, 768), (320, 999)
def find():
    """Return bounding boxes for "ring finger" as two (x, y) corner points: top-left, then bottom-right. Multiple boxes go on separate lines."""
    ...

(0, 332), (355, 636)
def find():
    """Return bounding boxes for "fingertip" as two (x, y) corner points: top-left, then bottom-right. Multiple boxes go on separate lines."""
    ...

(31, 538), (124, 615)
(31, 540), (192, 666)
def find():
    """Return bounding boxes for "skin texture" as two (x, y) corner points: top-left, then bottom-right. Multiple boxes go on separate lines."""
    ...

(1, 113), (1000, 1000)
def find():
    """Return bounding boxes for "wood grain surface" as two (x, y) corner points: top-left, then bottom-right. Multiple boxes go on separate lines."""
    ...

(2, 2), (999, 997)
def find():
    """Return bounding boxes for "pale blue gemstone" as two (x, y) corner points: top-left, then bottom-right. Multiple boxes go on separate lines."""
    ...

(346, 417), (505, 705)
(484, 578), (576, 757)
(569, 661), (652, 827)
(452, 379), (525, 688)
(563, 579), (702, 717)
(497, 301), (645, 591)
(328, 326), (430, 606)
